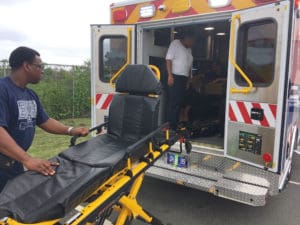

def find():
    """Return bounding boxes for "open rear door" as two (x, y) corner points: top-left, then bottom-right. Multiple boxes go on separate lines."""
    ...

(91, 25), (135, 128)
(225, 1), (291, 172)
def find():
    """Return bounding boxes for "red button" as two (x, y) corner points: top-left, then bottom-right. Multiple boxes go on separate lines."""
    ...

(262, 153), (272, 163)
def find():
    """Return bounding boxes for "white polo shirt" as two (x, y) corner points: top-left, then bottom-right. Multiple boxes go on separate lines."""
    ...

(166, 39), (193, 77)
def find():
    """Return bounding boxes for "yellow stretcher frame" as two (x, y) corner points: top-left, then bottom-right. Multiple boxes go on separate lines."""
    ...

(0, 127), (174, 225)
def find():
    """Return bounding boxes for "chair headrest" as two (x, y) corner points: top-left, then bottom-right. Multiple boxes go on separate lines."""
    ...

(116, 65), (162, 95)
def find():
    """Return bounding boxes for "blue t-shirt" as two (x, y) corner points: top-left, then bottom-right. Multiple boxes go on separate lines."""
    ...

(0, 76), (49, 151)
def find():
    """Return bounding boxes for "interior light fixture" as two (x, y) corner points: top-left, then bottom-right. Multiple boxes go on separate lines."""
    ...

(204, 26), (215, 31)
(216, 32), (226, 36)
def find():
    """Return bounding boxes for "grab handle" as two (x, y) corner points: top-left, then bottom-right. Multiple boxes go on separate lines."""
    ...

(148, 65), (161, 80)
(229, 14), (253, 94)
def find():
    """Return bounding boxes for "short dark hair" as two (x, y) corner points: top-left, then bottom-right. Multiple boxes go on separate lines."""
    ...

(9, 46), (40, 70)
(182, 29), (196, 39)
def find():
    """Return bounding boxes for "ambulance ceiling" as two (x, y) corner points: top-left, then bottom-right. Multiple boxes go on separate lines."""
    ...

(174, 21), (230, 37)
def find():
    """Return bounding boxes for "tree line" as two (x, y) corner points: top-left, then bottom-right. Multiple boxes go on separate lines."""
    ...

(0, 61), (91, 120)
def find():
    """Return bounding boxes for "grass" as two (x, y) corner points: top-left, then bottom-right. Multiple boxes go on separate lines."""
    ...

(28, 118), (91, 159)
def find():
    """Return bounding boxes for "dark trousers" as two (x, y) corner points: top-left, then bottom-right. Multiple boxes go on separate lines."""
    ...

(168, 75), (188, 129)
(0, 162), (24, 192)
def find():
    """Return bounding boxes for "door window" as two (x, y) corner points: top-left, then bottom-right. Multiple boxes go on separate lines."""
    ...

(235, 19), (277, 87)
(100, 36), (127, 83)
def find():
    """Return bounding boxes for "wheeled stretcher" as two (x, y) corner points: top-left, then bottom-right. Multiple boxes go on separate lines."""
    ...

(0, 65), (185, 225)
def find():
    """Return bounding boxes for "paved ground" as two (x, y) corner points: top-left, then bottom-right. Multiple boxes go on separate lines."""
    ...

(129, 153), (300, 225)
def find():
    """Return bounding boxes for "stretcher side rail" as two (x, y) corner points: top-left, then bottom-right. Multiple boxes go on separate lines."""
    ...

(126, 123), (170, 156)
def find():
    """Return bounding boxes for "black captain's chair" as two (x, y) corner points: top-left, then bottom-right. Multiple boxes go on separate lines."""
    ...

(60, 64), (162, 169)
(0, 65), (163, 224)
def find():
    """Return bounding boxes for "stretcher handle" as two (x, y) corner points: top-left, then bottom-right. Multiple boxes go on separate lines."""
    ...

(148, 65), (161, 80)
(229, 14), (254, 94)
(126, 123), (170, 156)
(70, 122), (108, 146)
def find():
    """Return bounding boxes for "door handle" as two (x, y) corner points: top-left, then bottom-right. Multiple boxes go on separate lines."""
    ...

(229, 14), (254, 94)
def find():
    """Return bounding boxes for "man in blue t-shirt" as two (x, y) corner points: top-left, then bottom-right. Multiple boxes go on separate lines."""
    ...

(0, 47), (89, 191)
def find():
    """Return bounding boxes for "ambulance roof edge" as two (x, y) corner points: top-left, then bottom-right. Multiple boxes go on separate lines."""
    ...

(111, 0), (155, 8)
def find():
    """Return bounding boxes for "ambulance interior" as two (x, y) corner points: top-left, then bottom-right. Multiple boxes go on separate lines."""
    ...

(141, 21), (230, 149)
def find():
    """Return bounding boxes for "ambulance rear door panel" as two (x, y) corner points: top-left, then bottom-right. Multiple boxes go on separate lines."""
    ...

(225, 1), (290, 172)
(91, 25), (136, 128)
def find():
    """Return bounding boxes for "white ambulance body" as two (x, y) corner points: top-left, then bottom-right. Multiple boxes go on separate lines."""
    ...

(91, 0), (300, 206)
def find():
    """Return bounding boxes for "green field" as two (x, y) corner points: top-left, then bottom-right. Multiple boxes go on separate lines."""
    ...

(28, 118), (91, 159)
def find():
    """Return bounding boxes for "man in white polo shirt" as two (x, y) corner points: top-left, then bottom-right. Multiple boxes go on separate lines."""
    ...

(166, 30), (195, 129)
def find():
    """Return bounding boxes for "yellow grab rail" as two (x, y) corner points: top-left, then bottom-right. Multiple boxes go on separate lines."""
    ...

(148, 65), (161, 80)
(229, 14), (254, 94)
(109, 27), (132, 87)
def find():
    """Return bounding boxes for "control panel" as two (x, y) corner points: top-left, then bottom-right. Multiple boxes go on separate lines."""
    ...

(239, 131), (262, 155)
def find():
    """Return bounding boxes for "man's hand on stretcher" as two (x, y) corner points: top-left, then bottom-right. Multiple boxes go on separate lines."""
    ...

(22, 125), (89, 176)
(31, 119), (89, 175)
(68, 127), (89, 137)
(0, 118), (89, 177)
(23, 157), (59, 176)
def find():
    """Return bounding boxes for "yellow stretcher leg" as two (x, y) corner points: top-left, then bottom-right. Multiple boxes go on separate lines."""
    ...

(115, 173), (151, 225)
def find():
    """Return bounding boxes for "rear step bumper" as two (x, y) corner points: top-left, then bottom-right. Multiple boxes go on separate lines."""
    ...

(146, 154), (278, 206)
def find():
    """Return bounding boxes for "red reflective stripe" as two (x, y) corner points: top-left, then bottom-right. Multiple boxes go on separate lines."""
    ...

(229, 104), (237, 121)
(113, 9), (127, 22)
(125, 4), (137, 16)
(101, 94), (113, 110)
(252, 103), (270, 127)
(237, 101), (252, 124)
(269, 104), (277, 118)
(96, 94), (102, 104)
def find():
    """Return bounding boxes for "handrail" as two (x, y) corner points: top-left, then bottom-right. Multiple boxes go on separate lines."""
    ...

(148, 65), (161, 80)
(229, 14), (254, 94)
(109, 27), (132, 87)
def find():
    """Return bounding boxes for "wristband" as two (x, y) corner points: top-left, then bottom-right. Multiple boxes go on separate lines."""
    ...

(67, 127), (74, 135)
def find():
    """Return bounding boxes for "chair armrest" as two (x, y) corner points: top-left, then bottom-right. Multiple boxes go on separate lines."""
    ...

(126, 123), (170, 155)
(70, 122), (108, 146)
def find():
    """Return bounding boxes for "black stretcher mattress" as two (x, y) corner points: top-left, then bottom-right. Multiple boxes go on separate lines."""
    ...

(0, 134), (135, 224)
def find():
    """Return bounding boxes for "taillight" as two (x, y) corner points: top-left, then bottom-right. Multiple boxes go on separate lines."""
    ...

(295, 0), (299, 9)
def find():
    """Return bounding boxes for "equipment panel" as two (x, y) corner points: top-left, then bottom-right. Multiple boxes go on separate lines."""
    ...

(239, 131), (262, 155)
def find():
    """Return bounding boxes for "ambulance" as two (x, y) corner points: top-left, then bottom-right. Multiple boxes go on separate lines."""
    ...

(90, 0), (300, 206)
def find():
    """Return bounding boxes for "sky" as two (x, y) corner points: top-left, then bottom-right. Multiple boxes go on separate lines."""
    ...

(0, 0), (125, 65)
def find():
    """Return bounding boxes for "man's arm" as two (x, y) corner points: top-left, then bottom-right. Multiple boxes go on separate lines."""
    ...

(0, 127), (58, 176)
(39, 118), (89, 137)
(166, 60), (174, 86)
